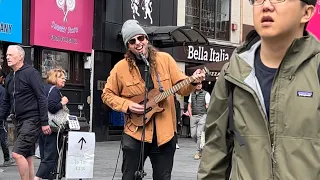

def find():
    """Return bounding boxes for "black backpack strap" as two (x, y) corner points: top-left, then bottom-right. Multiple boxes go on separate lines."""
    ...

(226, 81), (245, 146)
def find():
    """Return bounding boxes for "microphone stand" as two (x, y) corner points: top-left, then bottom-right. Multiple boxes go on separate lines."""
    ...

(135, 53), (149, 179)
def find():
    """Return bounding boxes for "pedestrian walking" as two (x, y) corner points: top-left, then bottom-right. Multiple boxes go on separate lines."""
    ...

(0, 45), (50, 180)
(188, 83), (210, 160)
(198, 0), (320, 179)
(0, 69), (14, 167)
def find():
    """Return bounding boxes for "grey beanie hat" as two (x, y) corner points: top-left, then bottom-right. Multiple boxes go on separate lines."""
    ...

(121, 19), (148, 47)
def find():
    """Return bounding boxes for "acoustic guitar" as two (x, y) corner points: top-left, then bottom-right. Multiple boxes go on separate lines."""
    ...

(128, 67), (210, 127)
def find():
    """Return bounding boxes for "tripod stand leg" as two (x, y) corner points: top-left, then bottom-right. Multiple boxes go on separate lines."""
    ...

(56, 135), (67, 180)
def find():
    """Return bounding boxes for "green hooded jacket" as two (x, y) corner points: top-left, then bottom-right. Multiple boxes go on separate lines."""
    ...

(198, 33), (320, 180)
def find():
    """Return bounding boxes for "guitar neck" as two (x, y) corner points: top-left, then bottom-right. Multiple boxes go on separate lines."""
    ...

(154, 76), (195, 103)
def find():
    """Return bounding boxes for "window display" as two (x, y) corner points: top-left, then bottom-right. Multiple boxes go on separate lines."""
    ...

(42, 49), (70, 79)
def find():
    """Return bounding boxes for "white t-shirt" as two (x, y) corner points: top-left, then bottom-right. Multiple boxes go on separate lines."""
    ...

(188, 91), (211, 104)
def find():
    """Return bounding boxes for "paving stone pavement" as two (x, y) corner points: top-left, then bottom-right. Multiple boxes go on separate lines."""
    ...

(0, 138), (200, 180)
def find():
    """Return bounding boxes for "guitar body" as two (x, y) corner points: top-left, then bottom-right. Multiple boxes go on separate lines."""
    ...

(128, 89), (165, 127)
(126, 67), (210, 127)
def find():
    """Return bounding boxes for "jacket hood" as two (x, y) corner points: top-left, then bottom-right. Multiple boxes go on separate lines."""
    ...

(7, 63), (32, 75)
(17, 63), (32, 72)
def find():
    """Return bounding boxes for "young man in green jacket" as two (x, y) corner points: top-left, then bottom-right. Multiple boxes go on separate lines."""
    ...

(198, 0), (319, 180)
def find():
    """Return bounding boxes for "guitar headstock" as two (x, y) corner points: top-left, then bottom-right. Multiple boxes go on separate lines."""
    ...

(190, 66), (211, 81)
(203, 66), (210, 75)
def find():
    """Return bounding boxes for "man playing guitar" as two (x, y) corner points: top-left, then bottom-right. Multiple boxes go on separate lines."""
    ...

(101, 19), (205, 180)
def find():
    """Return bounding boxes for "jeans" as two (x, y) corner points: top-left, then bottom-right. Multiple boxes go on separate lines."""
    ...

(36, 132), (59, 179)
(0, 122), (10, 161)
(121, 133), (177, 180)
(190, 114), (207, 153)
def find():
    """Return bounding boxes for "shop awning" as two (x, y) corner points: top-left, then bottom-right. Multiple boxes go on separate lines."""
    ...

(187, 61), (229, 72)
(143, 26), (209, 48)
(119, 26), (210, 48)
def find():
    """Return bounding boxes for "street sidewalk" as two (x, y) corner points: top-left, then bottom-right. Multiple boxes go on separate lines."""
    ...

(0, 138), (200, 180)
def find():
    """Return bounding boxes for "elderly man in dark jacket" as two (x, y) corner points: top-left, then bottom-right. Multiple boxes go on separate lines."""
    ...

(0, 45), (50, 180)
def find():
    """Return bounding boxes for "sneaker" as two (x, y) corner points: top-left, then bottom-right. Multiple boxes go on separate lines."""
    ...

(3, 158), (15, 167)
(194, 153), (201, 160)
(176, 144), (180, 149)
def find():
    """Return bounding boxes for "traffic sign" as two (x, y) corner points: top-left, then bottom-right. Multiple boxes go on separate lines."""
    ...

(66, 131), (95, 179)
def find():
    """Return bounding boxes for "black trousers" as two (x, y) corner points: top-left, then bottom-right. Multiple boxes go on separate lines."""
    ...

(121, 133), (176, 180)
(0, 122), (10, 161)
(36, 132), (59, 179)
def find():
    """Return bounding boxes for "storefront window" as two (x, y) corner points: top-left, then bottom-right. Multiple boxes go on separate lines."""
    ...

(185, 0), (231, 40)
(41, 49), (70, 79)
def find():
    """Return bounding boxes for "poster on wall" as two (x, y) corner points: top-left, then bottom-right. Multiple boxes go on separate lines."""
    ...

(30, 0), (94, 53)
(124, 0), (160, 26)
(307, 0), (320, 40)
(0, 0), (22, 43)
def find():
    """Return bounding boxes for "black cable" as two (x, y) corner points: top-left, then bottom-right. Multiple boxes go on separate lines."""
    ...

(111, 132), (124, 180)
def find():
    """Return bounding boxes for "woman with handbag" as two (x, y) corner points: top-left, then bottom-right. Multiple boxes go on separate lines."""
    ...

(35, 68), (69, 180)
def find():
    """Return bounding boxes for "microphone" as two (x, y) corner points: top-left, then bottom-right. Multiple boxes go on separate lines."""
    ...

(139, 53), (150, 67)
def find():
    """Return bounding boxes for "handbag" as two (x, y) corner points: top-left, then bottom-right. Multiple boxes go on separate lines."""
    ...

(47, 86), (69, 132)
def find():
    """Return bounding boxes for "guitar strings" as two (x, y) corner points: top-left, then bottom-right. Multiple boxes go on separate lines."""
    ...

(154, 76), (194, 103)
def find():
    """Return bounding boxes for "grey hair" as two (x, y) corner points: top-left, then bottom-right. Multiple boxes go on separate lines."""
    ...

(8, 45), (25, 58)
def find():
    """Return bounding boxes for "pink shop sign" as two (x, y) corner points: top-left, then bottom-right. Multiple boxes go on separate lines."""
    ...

(307, 1), (320, 40)
(30, 0), (94, 53)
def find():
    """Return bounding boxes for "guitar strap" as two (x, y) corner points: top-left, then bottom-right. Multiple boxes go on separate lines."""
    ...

(155, 71), (164, 93)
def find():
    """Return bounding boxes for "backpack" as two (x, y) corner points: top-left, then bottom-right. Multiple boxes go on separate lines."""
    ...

(224, 63), (320, 179)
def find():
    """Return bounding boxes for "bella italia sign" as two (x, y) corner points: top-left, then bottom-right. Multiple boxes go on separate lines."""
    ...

(187, 45), (230, 62)
(169, 44), (235, 64)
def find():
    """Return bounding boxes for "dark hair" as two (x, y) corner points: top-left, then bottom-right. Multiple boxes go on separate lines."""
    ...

(301, 0), (317, 6)
(0, 69), (6, 78)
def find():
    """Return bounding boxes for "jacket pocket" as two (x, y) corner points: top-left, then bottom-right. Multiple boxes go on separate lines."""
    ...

(157, 74), (170, 88)
(159, 74), (170, 82)
(122, 80), (142, 97)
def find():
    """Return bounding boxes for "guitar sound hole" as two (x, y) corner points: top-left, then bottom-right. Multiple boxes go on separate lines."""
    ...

(138, 101), (152, 113)
(146, 107), (152, 113)
(139, 100), (148, 105)
(136, 107), (153, 117)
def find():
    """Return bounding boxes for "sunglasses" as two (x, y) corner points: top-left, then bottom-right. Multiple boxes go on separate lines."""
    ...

(128, 35), (146, 45)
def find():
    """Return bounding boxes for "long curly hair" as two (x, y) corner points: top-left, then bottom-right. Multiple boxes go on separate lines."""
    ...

(124, 44), (158, 74)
